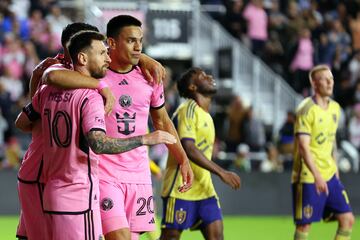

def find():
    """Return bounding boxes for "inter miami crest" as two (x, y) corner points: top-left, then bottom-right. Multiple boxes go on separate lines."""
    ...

(119, 95), (132, 108)
(175, 208), (187, 224)
(101, 198), (114, 211)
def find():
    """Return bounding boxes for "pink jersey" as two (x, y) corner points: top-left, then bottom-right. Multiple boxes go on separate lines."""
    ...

(31, 83), (106, 213)
(98, 66), (165, 184)
(17, 121), (43, 182)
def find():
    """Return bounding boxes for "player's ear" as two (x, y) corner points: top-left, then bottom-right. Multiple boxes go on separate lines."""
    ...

(78, 52), (87, 66)
(188, 83), (197, 92)
(107, 37), (116, 50)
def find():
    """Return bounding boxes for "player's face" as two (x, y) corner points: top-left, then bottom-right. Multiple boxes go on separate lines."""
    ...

(87, 40), (111, 79)
(110, 26), (143, 68)
(193, 70), (217, 96)
(313, 69), (334, 97)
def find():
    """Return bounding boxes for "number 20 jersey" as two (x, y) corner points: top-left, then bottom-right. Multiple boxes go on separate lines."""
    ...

(98, 66), (165, 185)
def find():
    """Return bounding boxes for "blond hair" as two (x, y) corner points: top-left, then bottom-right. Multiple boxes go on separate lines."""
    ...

(309, 64), (330, 82)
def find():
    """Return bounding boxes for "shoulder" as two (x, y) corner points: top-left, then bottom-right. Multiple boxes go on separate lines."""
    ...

(296, 97), (315, 116)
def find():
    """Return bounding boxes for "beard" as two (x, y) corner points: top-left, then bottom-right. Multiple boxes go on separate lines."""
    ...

(90, 66), (107, 79)
(198, 86), (217, 96)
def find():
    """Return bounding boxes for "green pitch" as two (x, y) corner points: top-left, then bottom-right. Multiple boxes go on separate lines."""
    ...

(1, 215), (359, 240)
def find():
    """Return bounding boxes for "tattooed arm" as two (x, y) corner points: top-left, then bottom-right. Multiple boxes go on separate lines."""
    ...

(86, 129), (176, 154)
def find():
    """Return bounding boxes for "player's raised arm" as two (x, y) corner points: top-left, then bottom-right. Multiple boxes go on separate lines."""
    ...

(86, 129), (176, 154)
(150, 106), (194, 192)
(139, 53), (166, 84)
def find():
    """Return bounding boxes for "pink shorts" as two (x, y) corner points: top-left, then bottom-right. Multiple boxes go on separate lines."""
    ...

(99, 180), (155, 235)
(51, 209), (103, 240)
(17, 182), (51, 240)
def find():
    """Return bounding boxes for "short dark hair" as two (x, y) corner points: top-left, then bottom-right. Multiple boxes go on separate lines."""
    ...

(61, 22), (99, 47)
(106, 15), (142, 38)
(68, 31), (106, 64)
(177, 67), (201, 99)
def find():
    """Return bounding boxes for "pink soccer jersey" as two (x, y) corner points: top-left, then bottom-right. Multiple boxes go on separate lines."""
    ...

(31, 84), (106, 213)
(98, 66), (165, 184)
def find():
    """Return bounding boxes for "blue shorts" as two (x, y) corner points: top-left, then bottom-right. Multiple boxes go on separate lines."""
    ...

(292, 175), (352, 225)
(161, 196), (222, 230)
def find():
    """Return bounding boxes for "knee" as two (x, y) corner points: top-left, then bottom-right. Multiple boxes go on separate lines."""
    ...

(296, 224), (311, 233)
(339, 213), (355, 229)
(160, 229), (181, 240)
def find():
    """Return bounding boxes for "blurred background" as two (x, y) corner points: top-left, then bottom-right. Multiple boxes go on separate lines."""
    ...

(0, 0), (359, 239)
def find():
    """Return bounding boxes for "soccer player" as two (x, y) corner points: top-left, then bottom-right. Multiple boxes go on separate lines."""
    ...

(292, 65), (355, 240)
(160, 67), (241, 240)
(15, 22), (104, 240)
(15, 30), (176, 240)
(15, 22), (167, 240)
(97, 15), (193, 240)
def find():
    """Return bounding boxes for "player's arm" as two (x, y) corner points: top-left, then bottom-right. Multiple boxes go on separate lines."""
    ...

(43, 68), (115, 115)
(86, 129), (176, 154)
(139, 54), (166, 84)
(297, 133), (328, 195)
(15, 103), (40, 132)
(150, 107), (194, 192)
(182, 139), (240, 189)
(332, 140), (340, 179)
(30, 57), (59, 97)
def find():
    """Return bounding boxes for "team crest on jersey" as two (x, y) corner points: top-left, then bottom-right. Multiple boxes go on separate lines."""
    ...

(101, 198), (114, 211)
(119, 95), (132, 108)
(332, 114), (337, 123)
(175, 208), (187, 224)
(303, 204), (313, 219)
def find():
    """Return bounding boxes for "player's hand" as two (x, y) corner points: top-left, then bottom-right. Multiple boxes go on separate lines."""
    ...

(100, 87), (115, 116)
(33, 57), (59, 78)
(139, 54), (166, 84)
(142, 130), (177, 145)
(178, 160), (193, 193)
(219, 170), (241, 190)
(314, 175), (328, 195)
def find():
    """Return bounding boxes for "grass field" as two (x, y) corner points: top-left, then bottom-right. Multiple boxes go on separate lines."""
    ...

(0, 215), (359, 240)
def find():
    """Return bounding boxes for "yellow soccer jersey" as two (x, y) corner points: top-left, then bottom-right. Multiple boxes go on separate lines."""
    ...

(292, 97), (339, 183)
(161, 99), (217, 200)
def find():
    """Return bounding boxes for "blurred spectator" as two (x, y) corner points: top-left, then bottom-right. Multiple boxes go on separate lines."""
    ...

(348, 51), (360, 86)
(0, 107), (8, 167)
(242, 0), (268, 56)
(352, 80), (360, 104)
(289, 27), (314, 95)
(260, 143), (283, 173)
(278, 111), (295, 156)
(0, 65), (24, 101)
(348, 103), (360, 152)
(263, 30), (285, 75)
(46, 4), (71, 44)
(314, 32), (336, 67)
(328, 19), (352, 66)
(1, 33), (26, 80)
(3, 136), (22, 169)
(241, 106), (266, 152)
(233, 143), (251, 172)
(163, 66), (180, 117)
(224, 0), (246, 40)
(225, 95), (246, 152)
(23, 41), (40, 95)
(349, 11), (360, 52)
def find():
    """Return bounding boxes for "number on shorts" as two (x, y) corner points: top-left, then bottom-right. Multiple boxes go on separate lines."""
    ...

(136, 196), (154, 216)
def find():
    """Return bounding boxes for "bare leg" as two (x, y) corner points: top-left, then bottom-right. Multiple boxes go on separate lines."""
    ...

(200, 220), (224, 240)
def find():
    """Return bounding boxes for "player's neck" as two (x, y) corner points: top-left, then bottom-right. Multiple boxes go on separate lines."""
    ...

(74, 66), (90, 77)
(194, 94), (212, 112)
(109, 62), (133, 73)
(313, 94), (330, 109)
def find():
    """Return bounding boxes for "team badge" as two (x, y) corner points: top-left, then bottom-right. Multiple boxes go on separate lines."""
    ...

(119, 95), (132, 108)
(101, 198), (114, 211)
(303, 204), (313, 219)
(332, 114), (337, 123)
(175, 208), (187, 224)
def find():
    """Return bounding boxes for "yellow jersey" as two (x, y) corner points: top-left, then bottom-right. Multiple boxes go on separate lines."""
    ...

(161, 99), (217, 200)
(292, 97), (339, 183)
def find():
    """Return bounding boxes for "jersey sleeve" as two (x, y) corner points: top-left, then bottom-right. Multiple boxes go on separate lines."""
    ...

(150, 82), (165, 109)
(295, 109), (313, 135)
(81, 90), (106, 134)
(177, 104), (197, 141)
